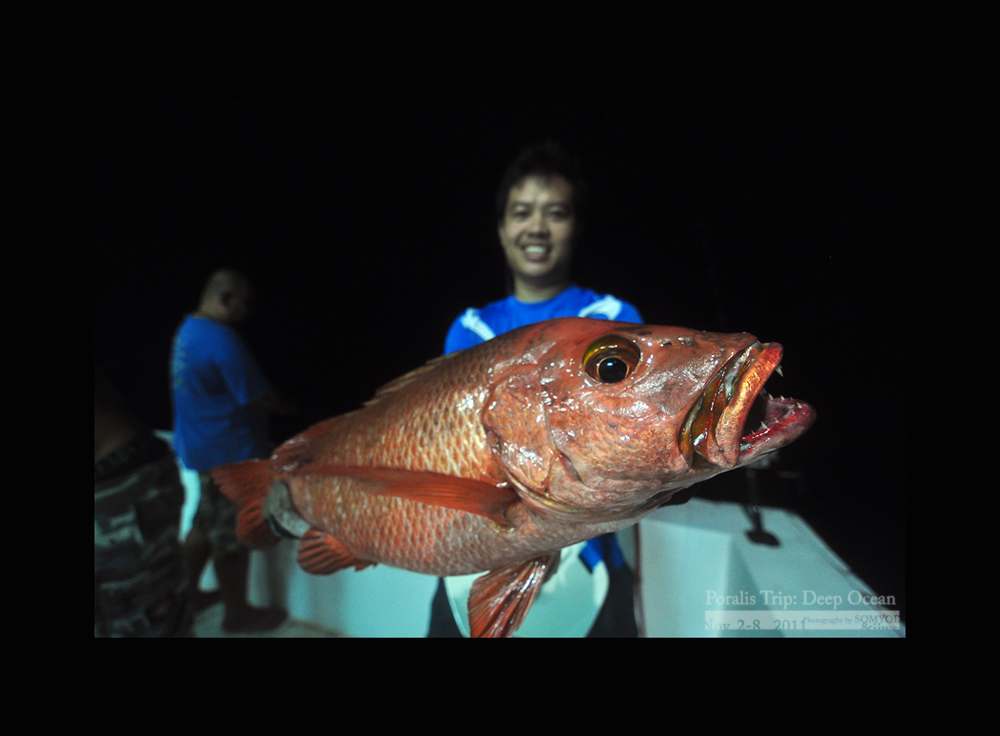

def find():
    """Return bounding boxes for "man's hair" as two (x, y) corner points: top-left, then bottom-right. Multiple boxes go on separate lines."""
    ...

(495, 141), (588, 222)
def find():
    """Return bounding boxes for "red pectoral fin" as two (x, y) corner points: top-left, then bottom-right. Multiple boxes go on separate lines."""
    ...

(288, 463), (519, 526)
(467, 552), (561, 638)
(297, 529), (374, 575)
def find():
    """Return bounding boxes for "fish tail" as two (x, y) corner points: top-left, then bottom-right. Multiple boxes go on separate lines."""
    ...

(211, 460), (281, 549)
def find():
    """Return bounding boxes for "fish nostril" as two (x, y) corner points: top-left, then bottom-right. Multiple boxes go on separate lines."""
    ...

(661, 336), (695, 347)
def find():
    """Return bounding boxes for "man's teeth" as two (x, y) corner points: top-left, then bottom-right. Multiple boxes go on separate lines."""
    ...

(524, 245), (548, 255)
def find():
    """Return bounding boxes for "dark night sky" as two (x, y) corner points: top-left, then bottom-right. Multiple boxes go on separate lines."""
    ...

(94, 98), (905, 620)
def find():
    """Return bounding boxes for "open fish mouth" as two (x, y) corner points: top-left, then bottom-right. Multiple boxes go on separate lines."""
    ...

(679, 342), (815, 469)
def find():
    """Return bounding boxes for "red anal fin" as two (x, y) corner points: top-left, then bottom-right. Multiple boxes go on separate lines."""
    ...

(467, 552), (561, 638)
(288, 464), (518, 527)
(297, 529), (374, 575)
(210, 460), (281, 549)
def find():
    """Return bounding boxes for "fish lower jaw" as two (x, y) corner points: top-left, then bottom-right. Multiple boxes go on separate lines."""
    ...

(680, 394), (815, 471)
(678, 342), (814, 470)
(737, 396), (816, 461)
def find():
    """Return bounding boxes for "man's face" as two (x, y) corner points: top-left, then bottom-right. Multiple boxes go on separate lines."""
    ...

(224, 281), (254, 324)
(498, 174), (576, 286)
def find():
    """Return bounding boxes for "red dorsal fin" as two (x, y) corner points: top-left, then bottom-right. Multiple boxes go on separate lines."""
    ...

(362, 355), (453, 408)
(210, 460), (281, 549)
(287, 464), (518, 527)
(467, 552), (561, 638)
(296, 529), (374, 575)
(271, 417), (343, 471)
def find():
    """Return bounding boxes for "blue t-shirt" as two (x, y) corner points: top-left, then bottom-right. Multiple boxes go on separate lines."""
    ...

(444, 285), (642, 355)
(170, 315), (274, 471)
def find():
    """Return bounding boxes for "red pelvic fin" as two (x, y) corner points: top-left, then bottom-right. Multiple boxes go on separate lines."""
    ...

(296, 529), (373, 575)
(210, 460), (281, 549)
(289, 464), (519, 527)
(467, 552), (561, 638)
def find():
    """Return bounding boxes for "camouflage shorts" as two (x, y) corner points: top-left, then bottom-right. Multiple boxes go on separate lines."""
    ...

(190, 472), (243, 556)
(94, 436), (192, 637)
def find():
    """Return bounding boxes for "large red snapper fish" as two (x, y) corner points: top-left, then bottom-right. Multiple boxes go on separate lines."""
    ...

(213, 317), (815, 637)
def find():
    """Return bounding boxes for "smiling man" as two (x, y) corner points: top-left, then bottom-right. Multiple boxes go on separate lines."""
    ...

(498, 173), (576, 302)
(444, 142), (642, 354)
(434, 142), (644, 637)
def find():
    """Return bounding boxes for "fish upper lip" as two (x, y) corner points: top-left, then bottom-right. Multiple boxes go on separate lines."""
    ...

(679, 342), (814, 469)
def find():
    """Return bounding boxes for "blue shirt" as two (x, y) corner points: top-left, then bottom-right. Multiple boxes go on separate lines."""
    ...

(444, 285), (642, 355)
(170, 315), (274, 471)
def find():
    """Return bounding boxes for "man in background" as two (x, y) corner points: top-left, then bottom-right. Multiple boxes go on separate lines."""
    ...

(170, 269), (291, 633)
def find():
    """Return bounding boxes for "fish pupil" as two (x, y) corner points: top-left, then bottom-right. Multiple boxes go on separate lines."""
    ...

(597, 357), (629, 383)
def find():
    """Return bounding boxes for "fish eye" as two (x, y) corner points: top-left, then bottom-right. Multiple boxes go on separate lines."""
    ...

(583, 335), (641, 384)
